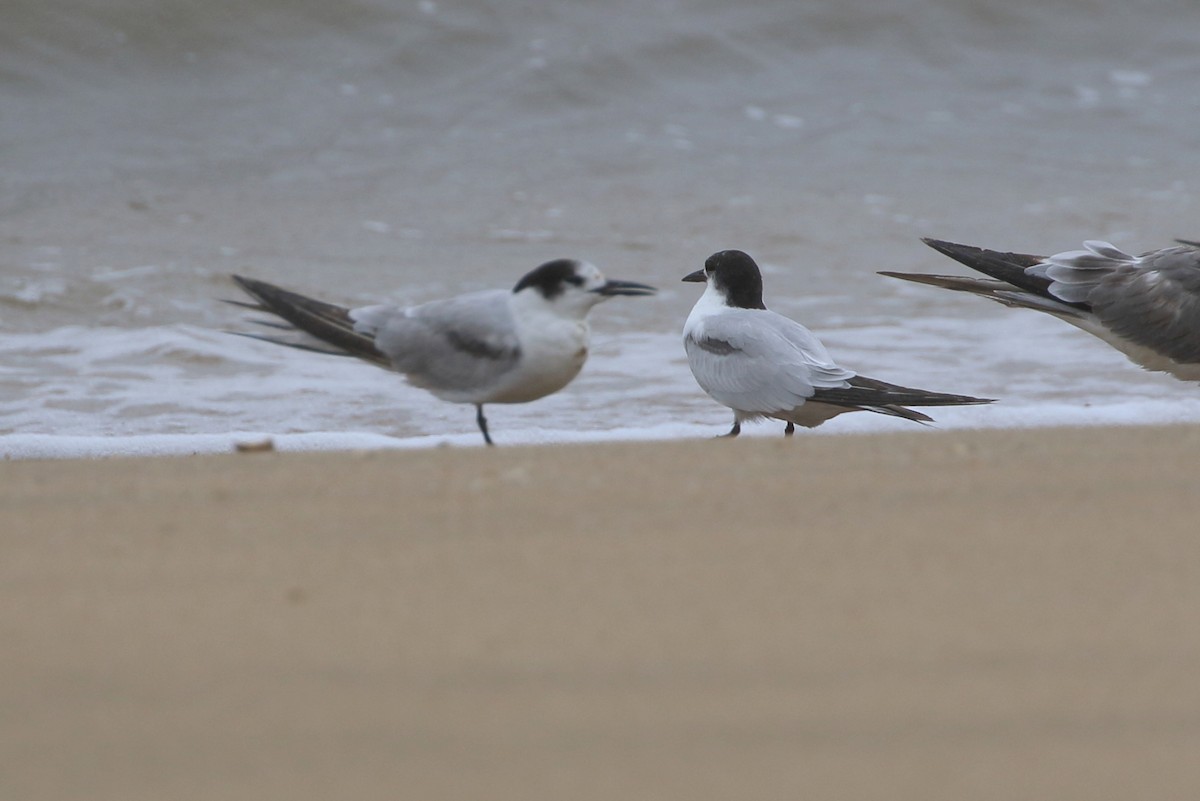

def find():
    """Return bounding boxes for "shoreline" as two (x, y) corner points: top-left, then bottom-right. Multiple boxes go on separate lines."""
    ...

(7, 407), (1200, 460)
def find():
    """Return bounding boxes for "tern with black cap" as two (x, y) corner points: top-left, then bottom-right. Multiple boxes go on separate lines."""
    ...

(230, 259), (656, 445)
(682, 249), (992, 437)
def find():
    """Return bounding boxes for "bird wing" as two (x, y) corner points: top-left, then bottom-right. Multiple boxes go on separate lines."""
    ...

(880, 238), (1090, 321)
(811, 375), (991, 411)
(684, 309), (854, 414)
(1064, 245), (1200, 365)
(361, 290), (523, 394)
(920, 238), (1064, 302)
(229, 275), (390, 366)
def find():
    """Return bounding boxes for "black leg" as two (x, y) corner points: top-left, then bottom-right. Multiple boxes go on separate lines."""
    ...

(718, 420), (741, 438)
(784, 421), (795, 436)
(475, 404), (494, 446)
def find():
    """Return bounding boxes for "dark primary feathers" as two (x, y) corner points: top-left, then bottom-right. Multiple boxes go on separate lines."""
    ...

(229, 274), (389, 366)
(810, 375), (991, 423)
(916, 238), (1069, 305)
(881, 237), (1200, 379)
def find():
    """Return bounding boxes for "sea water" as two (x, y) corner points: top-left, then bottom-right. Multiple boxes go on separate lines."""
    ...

(3, 0), (1198, 458)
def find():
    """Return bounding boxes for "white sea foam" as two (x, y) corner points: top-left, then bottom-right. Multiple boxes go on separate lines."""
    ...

(6, 395), (1199, 461)
(3, 312), (1198, 460)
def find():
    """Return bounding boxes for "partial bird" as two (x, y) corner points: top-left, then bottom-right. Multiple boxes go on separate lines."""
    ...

(229, 259), (656, 445)
(881, 238), (1200, 381)
(682, 249), (992, 437)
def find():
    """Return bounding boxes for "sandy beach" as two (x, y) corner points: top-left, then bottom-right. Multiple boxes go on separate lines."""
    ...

(4, 424), (1200, 800)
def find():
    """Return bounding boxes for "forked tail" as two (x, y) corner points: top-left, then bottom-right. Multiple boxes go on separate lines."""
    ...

(229, 275), (389, 366)
(811, 375), (994, 423)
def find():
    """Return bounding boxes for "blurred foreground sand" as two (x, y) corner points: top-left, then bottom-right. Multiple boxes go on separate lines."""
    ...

(4, 425), (1200, 800)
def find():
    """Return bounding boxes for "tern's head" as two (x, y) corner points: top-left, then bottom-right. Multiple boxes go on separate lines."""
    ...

(513, 259), (656, 316)
(682, 250), (767, 310)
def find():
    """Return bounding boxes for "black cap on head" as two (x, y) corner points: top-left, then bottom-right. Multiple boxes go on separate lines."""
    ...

(706, 250), (766, 310)
(513, 259), (584, 298)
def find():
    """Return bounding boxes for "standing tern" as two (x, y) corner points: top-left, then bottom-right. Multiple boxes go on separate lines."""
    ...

(230, 259), (656, 445)
(682, 249), (992, 437)
(881, 238), (1200, 381)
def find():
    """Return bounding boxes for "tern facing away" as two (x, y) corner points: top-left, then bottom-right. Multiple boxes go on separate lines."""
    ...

(882, 238), (1200, 381)
(682, 250), (993, 437)
(231, 259), (656, 445)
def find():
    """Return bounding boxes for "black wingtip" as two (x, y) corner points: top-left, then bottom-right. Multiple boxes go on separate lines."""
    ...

(221, 298), (264, 311)
(920, 237), (949, 248)
(230, 273), (274, 300)
(226, 273), (391, 366)
(917, 236), (1071, 305)
(921, 237), (978, 261)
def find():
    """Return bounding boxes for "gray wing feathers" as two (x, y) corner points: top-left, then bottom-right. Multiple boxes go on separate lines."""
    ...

(232, 278), (524, 393)
(1087, 251), (1200, 364)
(364, 290), (522, 394)
(685, 310), (854, 414)
(1042, 243), (1200, 363)
(1042, 241), (1139, 303)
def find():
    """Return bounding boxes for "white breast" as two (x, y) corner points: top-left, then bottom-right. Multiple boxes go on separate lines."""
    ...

(489, 297), (591, 403)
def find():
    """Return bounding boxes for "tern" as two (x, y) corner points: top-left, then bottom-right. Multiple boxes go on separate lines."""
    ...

(881, 238), (1200, 381)
(682, 249), (992, 437)
(230, 259), (656, 445)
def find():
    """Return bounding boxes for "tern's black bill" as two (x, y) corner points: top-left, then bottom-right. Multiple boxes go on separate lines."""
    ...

(681, 269), (706, 283)
(593, 279), (657, 296)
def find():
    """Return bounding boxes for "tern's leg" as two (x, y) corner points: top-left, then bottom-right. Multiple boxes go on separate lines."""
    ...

(784, 422), (795, 436)
(475, 404), (494, 446)
(718, 420), (741, 438)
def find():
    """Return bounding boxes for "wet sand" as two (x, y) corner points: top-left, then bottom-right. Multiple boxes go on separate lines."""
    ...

(4, 424), (1200, 800)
